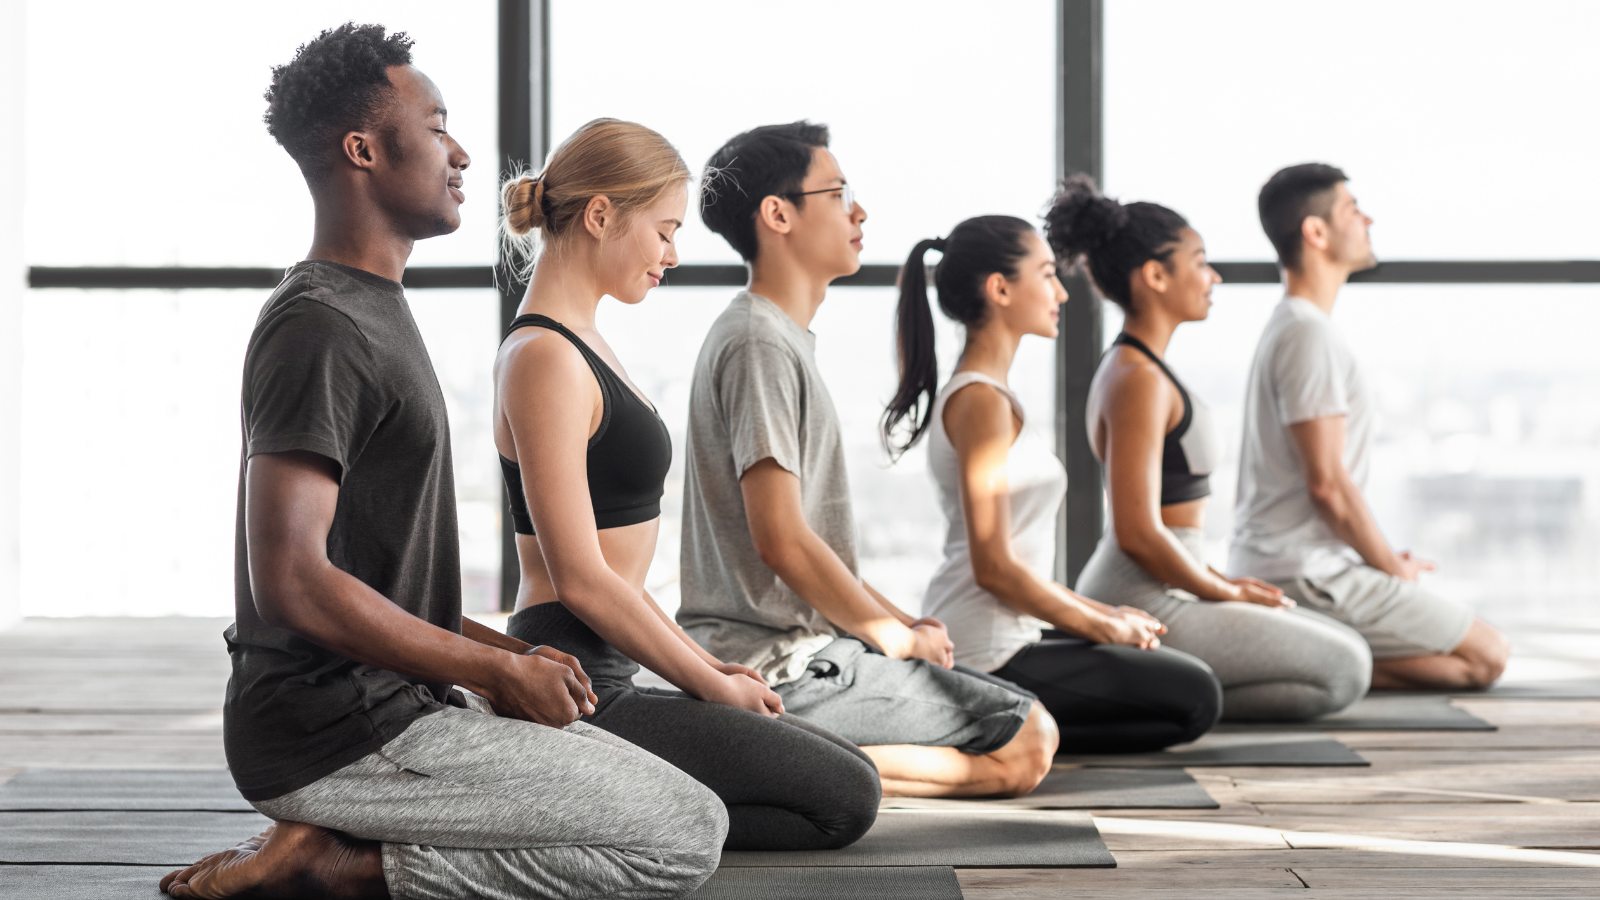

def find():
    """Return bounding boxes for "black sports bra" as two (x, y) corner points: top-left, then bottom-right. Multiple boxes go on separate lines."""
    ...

(499, 314), (672, 535)
(1111, 333), (1214, 505)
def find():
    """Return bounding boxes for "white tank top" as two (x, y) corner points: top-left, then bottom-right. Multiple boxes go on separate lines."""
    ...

(921, 372), (1067, 672)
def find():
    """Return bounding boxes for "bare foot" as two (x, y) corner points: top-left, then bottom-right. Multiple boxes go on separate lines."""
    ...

(160, 820), (386, 899)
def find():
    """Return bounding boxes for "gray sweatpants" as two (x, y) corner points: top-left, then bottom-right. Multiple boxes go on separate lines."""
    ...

(253, 702), (728, 900)
(1077, 529), (1372, 721)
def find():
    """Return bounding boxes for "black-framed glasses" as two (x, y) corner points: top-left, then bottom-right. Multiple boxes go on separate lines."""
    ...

(785, 182), (856, 211)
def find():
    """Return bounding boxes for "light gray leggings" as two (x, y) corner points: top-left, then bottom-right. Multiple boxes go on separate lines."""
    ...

(254, 701), (727, 900)
(1076, 529), (1372, 721)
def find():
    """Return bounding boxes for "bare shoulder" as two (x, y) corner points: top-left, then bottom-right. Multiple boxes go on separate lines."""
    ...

(943, 380), (1016, 449)
(499, 326), (593, 392)
(1102, 348), (1170, 409)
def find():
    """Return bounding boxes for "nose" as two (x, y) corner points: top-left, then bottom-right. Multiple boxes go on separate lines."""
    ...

(852, 201), (867, 223)
(450, 134), (470, 171)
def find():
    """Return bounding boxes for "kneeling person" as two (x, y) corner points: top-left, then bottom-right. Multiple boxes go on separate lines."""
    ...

(680, 122), (1057, 799)
(163, 27), (724, 900)
(1230, 163), (1509, 692)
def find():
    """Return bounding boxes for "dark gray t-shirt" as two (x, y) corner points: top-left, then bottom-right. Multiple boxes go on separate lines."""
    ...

(224, 260), (462, 802)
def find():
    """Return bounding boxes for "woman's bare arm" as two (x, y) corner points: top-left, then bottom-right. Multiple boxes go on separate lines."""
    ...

(501, 331), (781, 715)
(945, 381), (1159, 648)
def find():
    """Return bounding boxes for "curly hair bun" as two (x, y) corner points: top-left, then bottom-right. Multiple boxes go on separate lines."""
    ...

(1043, 173), (1128, 261)
(503, 176), (547, 235)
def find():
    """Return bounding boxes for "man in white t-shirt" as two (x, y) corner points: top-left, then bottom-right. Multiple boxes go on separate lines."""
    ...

(1229, 163), (1508, 691)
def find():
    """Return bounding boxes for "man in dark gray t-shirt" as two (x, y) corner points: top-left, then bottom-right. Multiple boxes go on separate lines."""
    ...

(162, 26), (722, 900)
(682, 122), (1059, 801)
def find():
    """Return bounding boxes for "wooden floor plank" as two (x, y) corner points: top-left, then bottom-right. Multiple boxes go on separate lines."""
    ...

(5, 616), (1600, 897)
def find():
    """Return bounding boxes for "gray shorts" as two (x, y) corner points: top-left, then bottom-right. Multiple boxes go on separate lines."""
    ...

(1275, 563), (1475, 661)
(774, 637), (1036, 754)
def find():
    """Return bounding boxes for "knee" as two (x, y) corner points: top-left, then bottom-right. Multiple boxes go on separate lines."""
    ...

(661, 779), (729, 868)
(813, 755), (883, 849)
(1180, 668), (1224, 742)
(1321, 639), (1375, 713)
(996, 702), (1057, 799)
(1458, 621), (1510, 690)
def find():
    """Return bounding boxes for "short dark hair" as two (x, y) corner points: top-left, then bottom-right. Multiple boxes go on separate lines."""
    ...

(1258, 163), (1348, 269)
(700, 121), (831, 262)
(1044, 173), (1189, 312)
(264, 23), (415, 183)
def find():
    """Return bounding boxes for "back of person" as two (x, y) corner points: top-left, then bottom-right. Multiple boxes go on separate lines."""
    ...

(923, 372), (1060, 672)
(1230, 296), (1373, 581)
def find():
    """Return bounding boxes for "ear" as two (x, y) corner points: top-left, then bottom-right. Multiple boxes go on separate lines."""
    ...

(341, 131), (379, 172)
(1137, 258), (1170, 294)
(755, 195), (794, 238)
(1301, 214), (1331, 254)
(583, 195), (614, 240)
(983, 271), (1011, 308)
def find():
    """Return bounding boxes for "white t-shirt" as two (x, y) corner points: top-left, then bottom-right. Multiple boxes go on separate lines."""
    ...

(1228, 296), (1372, 581)
(922, 372), (1064, 672)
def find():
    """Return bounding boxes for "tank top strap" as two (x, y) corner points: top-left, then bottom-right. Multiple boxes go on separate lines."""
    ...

(937, 370), (1025, 425)
(503, 314), (618, 445)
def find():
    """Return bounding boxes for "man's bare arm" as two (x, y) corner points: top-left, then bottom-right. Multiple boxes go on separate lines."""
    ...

(246, 450), (594, 725)
(1290, 416), (1430, 581)
(741, 458), (950, 665)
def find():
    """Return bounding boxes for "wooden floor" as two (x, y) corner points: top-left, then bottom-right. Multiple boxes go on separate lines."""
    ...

(3, 617), (1599, 898)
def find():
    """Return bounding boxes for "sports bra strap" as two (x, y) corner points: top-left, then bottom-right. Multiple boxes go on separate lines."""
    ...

(1112, 332), (1192, 437)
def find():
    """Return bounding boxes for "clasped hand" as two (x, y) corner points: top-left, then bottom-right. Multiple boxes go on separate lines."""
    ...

(483, 645), (598, 728)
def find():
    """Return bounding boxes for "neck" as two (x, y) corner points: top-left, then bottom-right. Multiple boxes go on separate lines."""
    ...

(747, 253), (835, 331)
(1121, 310), (1180, 358)
(955, 320), (1022, 385)
(519, 243), (605, 330)
(1283, 255), (1348, 314)
(306, 191), (415, 284)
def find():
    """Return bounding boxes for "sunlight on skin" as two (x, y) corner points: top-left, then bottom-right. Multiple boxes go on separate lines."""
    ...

(1093, 817), (1600, 866)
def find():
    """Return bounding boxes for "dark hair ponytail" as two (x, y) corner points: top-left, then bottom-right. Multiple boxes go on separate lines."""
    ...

(882, 215), (1036, 459)
(1043, 173), (1189, 311)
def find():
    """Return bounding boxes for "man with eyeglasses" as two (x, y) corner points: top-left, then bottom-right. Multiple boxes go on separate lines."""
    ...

(679, 121), (1059, 800)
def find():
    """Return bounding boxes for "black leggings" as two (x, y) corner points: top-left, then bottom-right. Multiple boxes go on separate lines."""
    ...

(992, 634), (1223, 754)
(507, 603), (880, 851)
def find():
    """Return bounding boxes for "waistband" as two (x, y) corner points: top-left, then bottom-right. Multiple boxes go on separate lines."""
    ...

(505, 602), (640, 687)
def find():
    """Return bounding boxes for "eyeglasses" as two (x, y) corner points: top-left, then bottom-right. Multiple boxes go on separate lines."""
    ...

(785, 182), (856, 211)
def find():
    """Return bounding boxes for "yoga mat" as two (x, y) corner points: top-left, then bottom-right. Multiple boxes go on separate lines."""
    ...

(720, 810), (1113, 868)
(689, 866), (962, 899)
(1057, 732), (1368, 768)
(0, 811), (272, 865)
(882, 766), (1218, 810)
(0, 769), (252, 811)
(1218, 694), (1495, 732)
(0, 865), (170, 900)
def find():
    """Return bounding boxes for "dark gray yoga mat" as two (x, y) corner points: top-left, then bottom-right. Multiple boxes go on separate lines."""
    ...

(1057, 732), (1369, 768)
(1218, 694), (1495, 732)
(720, 810), (1113, 868)
(689, 866), (962, 899)
(0, 865), (170, 900)
(1476, 679), (1600, 700)
(0, 769), (251, 811)
(0, 810), (271, 865)
(882, 766), (1218, 810)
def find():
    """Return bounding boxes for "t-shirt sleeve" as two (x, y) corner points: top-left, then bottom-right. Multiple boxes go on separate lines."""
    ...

(1269, 318), (1349, 426)
(242, 299), (387, 476)
(716, 338), (805, 478)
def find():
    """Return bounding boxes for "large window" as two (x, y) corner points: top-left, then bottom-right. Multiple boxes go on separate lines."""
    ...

(554, 0), (1058, 615)
(21, 3), (501, 615)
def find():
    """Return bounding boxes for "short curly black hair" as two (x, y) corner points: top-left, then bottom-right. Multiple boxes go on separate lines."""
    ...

(264, 23), (414, 183)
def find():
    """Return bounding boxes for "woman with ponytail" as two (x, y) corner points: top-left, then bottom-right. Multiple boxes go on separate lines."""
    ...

(1047, 175), (1371, 721)
(494, 118), (878, 850)
(886, 216), (1222, 753)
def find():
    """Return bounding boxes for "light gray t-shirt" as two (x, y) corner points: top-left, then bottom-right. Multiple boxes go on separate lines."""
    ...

(1228, 295), (1372, 581)
(677, 292), (852, 684)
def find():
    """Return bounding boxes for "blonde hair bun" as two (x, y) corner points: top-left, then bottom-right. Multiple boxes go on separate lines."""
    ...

(502, 176), (547, 236)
